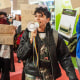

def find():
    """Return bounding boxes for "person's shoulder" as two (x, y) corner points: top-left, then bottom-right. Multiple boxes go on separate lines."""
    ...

(58, 34), (64, 42)
(23, 28), (29, 33)
(22, 28), (29, 36)
(52, 29), (63, 39)
(25, 28), (29, 31)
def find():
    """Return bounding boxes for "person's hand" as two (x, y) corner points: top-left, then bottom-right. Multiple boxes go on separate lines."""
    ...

(30, 29), (37, 44)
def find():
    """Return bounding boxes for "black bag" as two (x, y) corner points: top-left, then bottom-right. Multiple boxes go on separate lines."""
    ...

(68, 34), (77, 57)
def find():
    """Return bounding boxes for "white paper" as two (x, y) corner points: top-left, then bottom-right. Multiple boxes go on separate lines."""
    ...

(13, 20), (21, 28)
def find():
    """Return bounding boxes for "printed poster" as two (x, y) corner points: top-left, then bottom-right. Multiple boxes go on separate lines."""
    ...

(58, 9), (77, 40)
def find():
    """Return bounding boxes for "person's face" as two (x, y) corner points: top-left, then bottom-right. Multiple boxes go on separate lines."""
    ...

(0, 14), (5, 18)
(0, 14), (7, 20)
(34, 12), (50, 28)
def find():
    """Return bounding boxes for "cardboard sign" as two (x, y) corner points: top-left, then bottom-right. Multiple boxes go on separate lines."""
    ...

(0, 24), (15, 45)
(21, 4), (38, 30)
(0, 0), (11, 9)
(0, 34), (14, 45)
(13, 20), (21, 27)
(13, 0), (28, 10)
(0, 7), (11, 14)
(0, 24), (16, 34)
(71, 0), (80, 9)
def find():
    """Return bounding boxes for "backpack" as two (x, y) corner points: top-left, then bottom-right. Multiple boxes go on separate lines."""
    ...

(68, 33), (80, 57)
(68, 34), (77, 57)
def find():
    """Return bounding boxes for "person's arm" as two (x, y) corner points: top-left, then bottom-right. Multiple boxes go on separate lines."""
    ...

(17, 29), (33, 60)
(56, 34), (78, 80)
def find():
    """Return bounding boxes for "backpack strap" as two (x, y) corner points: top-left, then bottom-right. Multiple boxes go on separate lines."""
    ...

(53, 29), (58, 47)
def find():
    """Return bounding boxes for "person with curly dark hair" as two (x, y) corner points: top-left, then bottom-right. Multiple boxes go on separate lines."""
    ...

(17, 7), (78, 80)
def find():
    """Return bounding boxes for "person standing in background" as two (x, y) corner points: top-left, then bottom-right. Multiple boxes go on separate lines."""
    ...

(0, 12), (15, 80)
(76, 14), (80, 74)
(13, 14), (22, 63)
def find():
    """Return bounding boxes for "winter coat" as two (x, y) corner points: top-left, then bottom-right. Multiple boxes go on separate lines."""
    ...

(17, 26), (78, 80)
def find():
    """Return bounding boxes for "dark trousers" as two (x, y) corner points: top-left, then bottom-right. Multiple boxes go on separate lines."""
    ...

(22, 69), (25, 80)
(0, 58), (10, 80)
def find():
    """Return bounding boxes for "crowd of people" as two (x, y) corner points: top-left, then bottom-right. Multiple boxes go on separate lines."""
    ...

(0, 6), (80, 80)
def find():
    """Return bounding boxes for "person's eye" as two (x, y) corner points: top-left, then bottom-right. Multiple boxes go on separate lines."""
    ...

(35, 15), (37, 17)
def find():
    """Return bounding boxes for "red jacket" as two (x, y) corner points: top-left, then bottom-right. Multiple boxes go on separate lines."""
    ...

(16, 31), (24, 45)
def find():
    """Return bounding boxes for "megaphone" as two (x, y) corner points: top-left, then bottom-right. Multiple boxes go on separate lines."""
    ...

(27, 22), (39, 32)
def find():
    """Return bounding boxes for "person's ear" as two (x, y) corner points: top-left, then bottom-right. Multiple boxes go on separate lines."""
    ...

(47, 18), (50, 23)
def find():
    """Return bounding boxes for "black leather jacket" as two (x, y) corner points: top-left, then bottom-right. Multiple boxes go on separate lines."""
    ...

(17, 28), (78, 80)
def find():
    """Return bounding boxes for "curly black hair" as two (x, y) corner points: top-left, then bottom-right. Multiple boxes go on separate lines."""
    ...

(34, 7), (51, 19)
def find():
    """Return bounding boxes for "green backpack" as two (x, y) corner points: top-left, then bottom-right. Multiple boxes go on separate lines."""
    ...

(68, 34), (77, 57)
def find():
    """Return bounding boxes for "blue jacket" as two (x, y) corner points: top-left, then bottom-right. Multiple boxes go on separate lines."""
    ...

(76, 16), (80, 58)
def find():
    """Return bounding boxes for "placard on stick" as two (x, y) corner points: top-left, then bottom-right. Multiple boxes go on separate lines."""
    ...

(20, 4), (38, 30)
(0, 24), (16, 34)
(13, 0), (28, 10)
(0, 24), (16, 45)
(0, 34), (14, 45)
